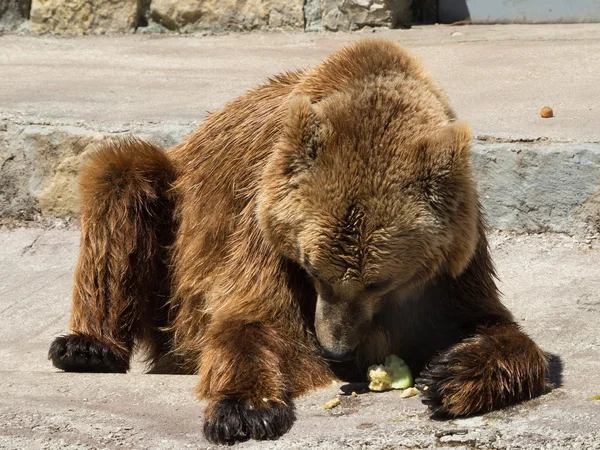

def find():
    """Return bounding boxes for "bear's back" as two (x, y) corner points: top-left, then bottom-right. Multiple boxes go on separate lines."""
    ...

(170, 40), (453, 194)
(296, 39), (454, 119)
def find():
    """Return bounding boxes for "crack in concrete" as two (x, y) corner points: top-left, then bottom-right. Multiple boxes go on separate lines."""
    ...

(0, 153), (15, 170)
(20, 234), (41, 256)
(0, 271), (70, 316)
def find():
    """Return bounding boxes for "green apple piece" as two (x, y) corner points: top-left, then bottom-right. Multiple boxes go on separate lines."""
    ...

(367, 364), (393, 391)
(367, 355), (414, 392)
(385, 355), (413, 390)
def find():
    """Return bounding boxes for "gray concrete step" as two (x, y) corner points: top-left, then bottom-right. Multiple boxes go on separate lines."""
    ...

(1, 25), (600, 234)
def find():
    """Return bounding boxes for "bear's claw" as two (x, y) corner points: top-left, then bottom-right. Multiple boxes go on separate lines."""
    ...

(415, 367), (451, 418)
(204, 398), (295, 444)
(48, 334), (129, 373)
(416, 340), (486, 418)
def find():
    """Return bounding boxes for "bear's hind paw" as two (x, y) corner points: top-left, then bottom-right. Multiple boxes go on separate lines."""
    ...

(204, 398), (295, 444)
(48, 334), (129, 373)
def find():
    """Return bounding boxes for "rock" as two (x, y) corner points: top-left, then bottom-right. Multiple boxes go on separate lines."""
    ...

(0, 0), (31, 31)
(304, 0), (323, 31)
(0, 124), (196, 220)
(30, 0), (140, 35)
(340, 0), (391, 28)
(321, 1), (351, 31)
(472, 142), (600, 236)
(3, 122), (599, 237)
(0, 124), (38, 220)
(135, 18), (170, 34)
(317, 0), (412, 32)
(22, 126), (105, 217)
(150, 0), (304, 32)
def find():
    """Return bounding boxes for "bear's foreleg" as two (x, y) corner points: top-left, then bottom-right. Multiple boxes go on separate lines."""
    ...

(417, 231), (547, 416)
(198, 320), (296, 444)
(196, 314), (332, 444)
(417, 322), (547, 417)
(49, 139), (177, 373)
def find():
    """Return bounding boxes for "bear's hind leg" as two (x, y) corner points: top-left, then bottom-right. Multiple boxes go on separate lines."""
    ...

(418, 323), (547, 417)
(49, 139), (177, 373)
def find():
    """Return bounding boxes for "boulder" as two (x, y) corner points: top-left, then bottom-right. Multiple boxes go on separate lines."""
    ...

(30, 0), (140, 34)
(150, 0), (304, 32)
(307, 0), (412, 31)
(21, 126), (105, 217)
(0, 0), (31, 31)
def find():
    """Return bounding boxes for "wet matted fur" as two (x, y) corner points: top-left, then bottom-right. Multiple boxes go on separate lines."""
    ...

(49, 39), (547, 444)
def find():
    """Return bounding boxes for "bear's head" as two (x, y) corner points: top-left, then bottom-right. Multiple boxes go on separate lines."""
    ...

(257, 85), (478, 362)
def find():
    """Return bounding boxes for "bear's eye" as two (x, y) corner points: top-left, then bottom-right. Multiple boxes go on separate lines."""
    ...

(365, 280), (392, 294)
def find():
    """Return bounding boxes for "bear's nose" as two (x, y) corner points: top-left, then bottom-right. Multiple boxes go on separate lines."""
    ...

(321, 348), (357, 362)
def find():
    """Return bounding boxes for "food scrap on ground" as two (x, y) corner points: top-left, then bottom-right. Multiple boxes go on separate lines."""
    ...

(367, 355), (413, 392)
(323, 397), (341, 409)
(541, 106), (553, 118)
(400, 387), (419, 398)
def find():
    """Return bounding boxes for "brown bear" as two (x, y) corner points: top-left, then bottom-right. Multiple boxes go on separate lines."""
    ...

(49, 39), (547, 444)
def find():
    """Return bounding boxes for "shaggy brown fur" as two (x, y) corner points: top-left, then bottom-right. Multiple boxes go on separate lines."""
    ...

(49, 39), (547, 444)
(49, 139), (179, 373)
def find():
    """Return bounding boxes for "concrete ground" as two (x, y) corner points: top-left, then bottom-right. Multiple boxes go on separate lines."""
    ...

(0, 228), (599, 450)
(1, 24), (600, 142)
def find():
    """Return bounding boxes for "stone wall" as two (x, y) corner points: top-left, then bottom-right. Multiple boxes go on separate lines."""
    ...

(0, 0), (412, 34)
(0, 0), (30, 31)
(3, 122), (600, 235)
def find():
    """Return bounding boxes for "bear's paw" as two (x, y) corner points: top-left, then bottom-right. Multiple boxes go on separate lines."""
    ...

(203, 397), (295, 444)
(48, 334), (129, 373)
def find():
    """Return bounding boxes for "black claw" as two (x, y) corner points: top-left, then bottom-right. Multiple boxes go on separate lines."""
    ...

(48, 334), (129, 373)
(417, 361), (449, 416)
(204, 397), (295, 444)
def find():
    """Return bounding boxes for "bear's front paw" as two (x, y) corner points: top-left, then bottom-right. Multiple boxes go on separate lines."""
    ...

(416, 327), (547, 418)
(48, 334), (129, 373)
(417, 338), (497, 418)
(203, 398), (295, 444)
(415, 351), (457, 418)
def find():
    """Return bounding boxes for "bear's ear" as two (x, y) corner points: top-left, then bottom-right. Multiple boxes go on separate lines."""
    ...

(427, 122), (478, 278)
(280, 95), (321, 175)
(424, 121), (472, 166)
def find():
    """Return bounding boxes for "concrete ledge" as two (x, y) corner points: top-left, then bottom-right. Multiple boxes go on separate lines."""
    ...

(0, 122), (194, 219)
(472, 141), (600, 235)
(1, 122), (599, 236)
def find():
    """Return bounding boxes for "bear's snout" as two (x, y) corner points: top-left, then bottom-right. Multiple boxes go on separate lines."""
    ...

(320, 347), (357, 362)
(314, 294), (372, 360)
